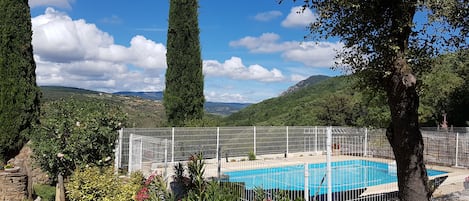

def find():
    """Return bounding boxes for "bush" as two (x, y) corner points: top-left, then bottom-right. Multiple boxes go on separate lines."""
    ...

(248, 150), (256, 161)
(33, 184), (55, 201)
(66, 166), (142, 201)
(168, 153), (240, 201)
(135, 172), (173, 201)
(31, 98), (126, 182)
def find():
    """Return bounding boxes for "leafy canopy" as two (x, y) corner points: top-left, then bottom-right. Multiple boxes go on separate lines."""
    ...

(283, 0), (467, 88)
(31, 98), (126, 181)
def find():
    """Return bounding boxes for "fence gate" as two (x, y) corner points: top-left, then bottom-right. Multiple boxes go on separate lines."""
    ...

(128, 134), (169, 176)
(129, 134), (142, 174)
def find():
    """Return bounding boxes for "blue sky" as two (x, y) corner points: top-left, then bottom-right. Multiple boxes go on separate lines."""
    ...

(28, 0), (343, 103)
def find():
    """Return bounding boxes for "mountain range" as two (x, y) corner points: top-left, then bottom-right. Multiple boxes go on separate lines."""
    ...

(113, 91), (251, 116)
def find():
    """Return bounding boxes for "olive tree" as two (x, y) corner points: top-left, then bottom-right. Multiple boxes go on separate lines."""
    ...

(281, 0), (467, 200)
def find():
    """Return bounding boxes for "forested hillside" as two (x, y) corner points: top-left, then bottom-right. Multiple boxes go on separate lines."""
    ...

(39, 51), (468, 128)
(223, 51), (469, 127)
(41, 86), (166, 127)
(221, 76), (388, 127)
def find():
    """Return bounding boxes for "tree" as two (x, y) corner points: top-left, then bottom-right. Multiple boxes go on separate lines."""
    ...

(31, 98), (126, 182)
(164, 0), (205, 126)
(0, 0), (41, 164)
(420, 50), (469, 126)
(281, 0), (467, 200)
(420, 51), (466, 126)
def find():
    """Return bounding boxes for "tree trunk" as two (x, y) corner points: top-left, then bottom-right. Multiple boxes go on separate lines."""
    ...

(386, 56), (431, 201)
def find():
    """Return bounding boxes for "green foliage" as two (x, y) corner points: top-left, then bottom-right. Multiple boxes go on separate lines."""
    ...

(253, 186), (266, 201)
(187, 153), (206, 194)
(66, 166), (143, 201)
(420, 50), (469, 126)
(33, 184), (55, 201)
(169, 153), (240, 201)
(223, 76), (390, 127)
(0, 0), (41, 164)
(164, 0), (205, 126)
(184, 181), (239, 201)
(135, 172), (173, 201)
(31, 98), (126, 181)
(182, 114), (222, 127)
(248, 150), (256, 161)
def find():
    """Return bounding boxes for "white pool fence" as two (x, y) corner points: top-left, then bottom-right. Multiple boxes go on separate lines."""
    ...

(114, 126), (468, 201)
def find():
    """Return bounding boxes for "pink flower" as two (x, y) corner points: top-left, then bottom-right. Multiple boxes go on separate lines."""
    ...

(136, 187), (149, 201)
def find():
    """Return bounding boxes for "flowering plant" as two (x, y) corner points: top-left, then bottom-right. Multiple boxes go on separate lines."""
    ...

(135, 171), (172, 201)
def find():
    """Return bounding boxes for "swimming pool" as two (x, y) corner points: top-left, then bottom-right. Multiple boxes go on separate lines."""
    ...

(224, 160), (447, 195)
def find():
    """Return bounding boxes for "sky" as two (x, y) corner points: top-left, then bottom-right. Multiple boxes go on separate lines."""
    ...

(28, 0), (344, 103)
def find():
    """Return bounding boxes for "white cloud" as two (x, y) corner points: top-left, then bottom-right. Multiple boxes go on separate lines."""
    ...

(29, 0), (74, 9)
(205, 91), (248, 103)
(281, 6), (317, 28)
(203, 57), (285, 82)
(230, 33), (343, 68)
(32, 8), (167, 92)
(229, 33), (298, 53)
(290, 74), (307, 82)
(254, 10), (283, 22)
(282, 41), (343, 67)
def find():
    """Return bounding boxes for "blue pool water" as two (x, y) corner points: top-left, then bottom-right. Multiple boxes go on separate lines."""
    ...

(224, 160), (447, 195)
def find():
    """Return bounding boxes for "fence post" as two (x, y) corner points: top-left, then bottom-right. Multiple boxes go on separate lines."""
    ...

(254, 126), (257, 156)
(164, 139), (168, 179)
(455, 132), (460, 167)
(304, 163), (309, 201)
(128, 133), (133, 175)
(326, 126), (332, 201)
(115, 128), (123, 173)
(216, 127), (220, 162)
(364, 127), (368, 157)
(171, 127), (175, 163)
(139, 136), (143, 171)
(218, 145), (221, 180)
(286, 126), (289, 155)
(315, 126), (318, 153)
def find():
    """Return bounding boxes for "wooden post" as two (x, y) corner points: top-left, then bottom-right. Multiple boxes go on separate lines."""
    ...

(56, 173), (65, 201)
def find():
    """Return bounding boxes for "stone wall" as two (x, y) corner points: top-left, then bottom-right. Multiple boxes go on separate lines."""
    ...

(0, 172), (28, 201)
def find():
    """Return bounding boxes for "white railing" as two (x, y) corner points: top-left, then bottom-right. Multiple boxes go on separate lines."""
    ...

(115, 126), (467, 201)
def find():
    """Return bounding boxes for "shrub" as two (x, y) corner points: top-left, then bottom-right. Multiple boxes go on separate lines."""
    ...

(31, 98), (126, 182)
(135, 171), (173, 201)
(66, 166), (142, 201)
(167, 153), (240, 201)
(248, 150), (256, 161)
(33, 184), (55, 201)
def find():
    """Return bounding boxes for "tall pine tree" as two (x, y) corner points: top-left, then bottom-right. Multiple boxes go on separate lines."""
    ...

(0, 0), (41, 163)
(164, 0), (204, 126)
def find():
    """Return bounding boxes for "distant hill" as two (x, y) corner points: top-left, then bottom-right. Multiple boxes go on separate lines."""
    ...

(40, 86), (166, 127)
(41, 86), (100, 101)
(205, 102), (251, 116)
(280, 75), (330, 96)
(222, 75), (364, 126)
(113, 91), (250, 116)
(114, 91), (163, 101)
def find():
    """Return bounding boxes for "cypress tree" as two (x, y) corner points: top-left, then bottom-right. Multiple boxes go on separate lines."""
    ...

(164, 0), (204, 126)
(0, 0), (41, 163)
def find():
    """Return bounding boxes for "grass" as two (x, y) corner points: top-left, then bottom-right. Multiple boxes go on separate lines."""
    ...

(33, 184), (55, 201)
